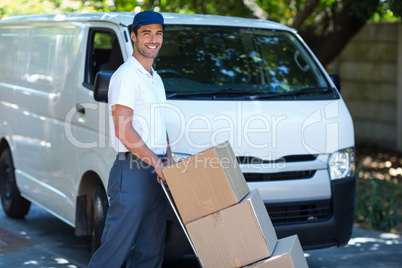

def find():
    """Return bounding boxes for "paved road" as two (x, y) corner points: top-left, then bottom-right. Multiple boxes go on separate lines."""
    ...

(0, 203), (401, 267)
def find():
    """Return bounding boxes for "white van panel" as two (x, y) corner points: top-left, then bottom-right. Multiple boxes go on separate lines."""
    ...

(166, 99), (354, 158)
(249, 170), (331, 203)
(0, 22), (83, 225)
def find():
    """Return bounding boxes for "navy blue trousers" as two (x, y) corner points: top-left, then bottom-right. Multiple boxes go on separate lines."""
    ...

(88, 154), (167, 268)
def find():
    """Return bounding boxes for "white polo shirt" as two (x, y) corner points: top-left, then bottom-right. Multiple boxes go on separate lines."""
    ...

(108, 56), (167, 155)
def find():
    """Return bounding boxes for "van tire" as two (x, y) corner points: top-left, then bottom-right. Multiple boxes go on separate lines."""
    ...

(91, 184), (108, 254)
(0, 148), (31, 218)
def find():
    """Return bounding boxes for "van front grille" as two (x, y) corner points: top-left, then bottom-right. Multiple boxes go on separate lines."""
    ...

(243, 170), (316, 182)
(237, 154), (317, 164)
(266, 200), (332, 225)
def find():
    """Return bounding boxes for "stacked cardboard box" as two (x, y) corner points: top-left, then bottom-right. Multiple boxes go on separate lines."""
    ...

(162, 141), (309, 268)
(163, 141), (249, 224)
(185, 189), (277, 268)
(243, 235), (309, 268)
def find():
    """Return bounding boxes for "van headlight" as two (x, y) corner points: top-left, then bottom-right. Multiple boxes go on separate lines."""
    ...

(172, 153), (192, 163)
(328, 148), (355, 180)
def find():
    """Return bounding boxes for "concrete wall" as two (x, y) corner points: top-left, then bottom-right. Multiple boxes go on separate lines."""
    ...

(329, 23), (402, 152)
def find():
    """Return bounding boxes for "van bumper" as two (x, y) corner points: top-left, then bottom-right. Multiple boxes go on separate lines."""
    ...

(163, 176), (355, 258)
(273, 176), (355, 250)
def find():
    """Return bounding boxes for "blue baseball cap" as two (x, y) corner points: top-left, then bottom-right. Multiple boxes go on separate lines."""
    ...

(131, 11), (168, 31)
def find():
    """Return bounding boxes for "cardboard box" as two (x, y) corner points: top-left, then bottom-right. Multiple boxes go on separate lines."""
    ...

(185, 189), (278, 268)
(243, 235), (309, 268)
(162, 141), (250, 224)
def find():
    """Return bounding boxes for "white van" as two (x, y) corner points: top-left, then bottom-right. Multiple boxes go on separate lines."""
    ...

(0, 12), (355, 257)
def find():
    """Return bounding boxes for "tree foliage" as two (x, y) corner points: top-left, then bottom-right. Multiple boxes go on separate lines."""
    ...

(388, 0), (402, 18)
(0, 0), (400, 66)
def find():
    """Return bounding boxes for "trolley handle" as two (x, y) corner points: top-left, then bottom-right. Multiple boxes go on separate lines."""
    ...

(159, 179), (202, 267)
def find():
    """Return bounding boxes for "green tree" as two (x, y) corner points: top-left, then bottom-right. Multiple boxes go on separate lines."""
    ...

(0, 0), (115, 17)
(120, 0), (401, 66)
(1, 0), (400, 66)
(388, 0), (402, 18)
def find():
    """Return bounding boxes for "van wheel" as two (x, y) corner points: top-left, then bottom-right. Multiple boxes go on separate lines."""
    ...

(91, 184), (108, 254)
(0, 148), (31, 218)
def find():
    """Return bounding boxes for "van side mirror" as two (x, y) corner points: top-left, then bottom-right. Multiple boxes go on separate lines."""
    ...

(94, 71), (113, 103)
(329, 74), (341, 92)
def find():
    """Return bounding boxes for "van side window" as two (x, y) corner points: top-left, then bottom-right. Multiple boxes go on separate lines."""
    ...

(84, 29), (124, 89)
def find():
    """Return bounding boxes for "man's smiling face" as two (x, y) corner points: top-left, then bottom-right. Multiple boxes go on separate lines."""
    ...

(132, 24), (163, 60)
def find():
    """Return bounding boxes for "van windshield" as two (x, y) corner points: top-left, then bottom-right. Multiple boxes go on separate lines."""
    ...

(154, 25), (338, 100)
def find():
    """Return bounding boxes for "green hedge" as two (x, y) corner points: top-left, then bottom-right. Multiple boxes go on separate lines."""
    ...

(355, 175), (402, 232)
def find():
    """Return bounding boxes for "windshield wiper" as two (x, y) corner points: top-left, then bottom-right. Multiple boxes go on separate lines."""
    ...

(166, 88), (260, 99)
(247, 86), (335, 100)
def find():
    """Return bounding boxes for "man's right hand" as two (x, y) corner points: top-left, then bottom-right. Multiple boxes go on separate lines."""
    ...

(155, 159), (166, 184)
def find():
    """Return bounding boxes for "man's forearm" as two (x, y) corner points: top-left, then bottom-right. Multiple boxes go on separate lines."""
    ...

(112, 104), (161, 169)
(122, 127), (162, 169)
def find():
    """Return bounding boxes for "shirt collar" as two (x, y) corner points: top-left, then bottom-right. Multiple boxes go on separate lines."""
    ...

(128, 55), (156, 77)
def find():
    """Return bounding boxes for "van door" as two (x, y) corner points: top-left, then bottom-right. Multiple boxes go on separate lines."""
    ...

(71, 25), (126, 189)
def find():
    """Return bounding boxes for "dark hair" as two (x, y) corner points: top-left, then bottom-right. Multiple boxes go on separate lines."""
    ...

(132, 25), (141, 36)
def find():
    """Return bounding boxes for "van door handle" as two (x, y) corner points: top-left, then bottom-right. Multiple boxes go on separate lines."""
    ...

(76, 104), (86, 123)
(76, 104), (85, 114)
